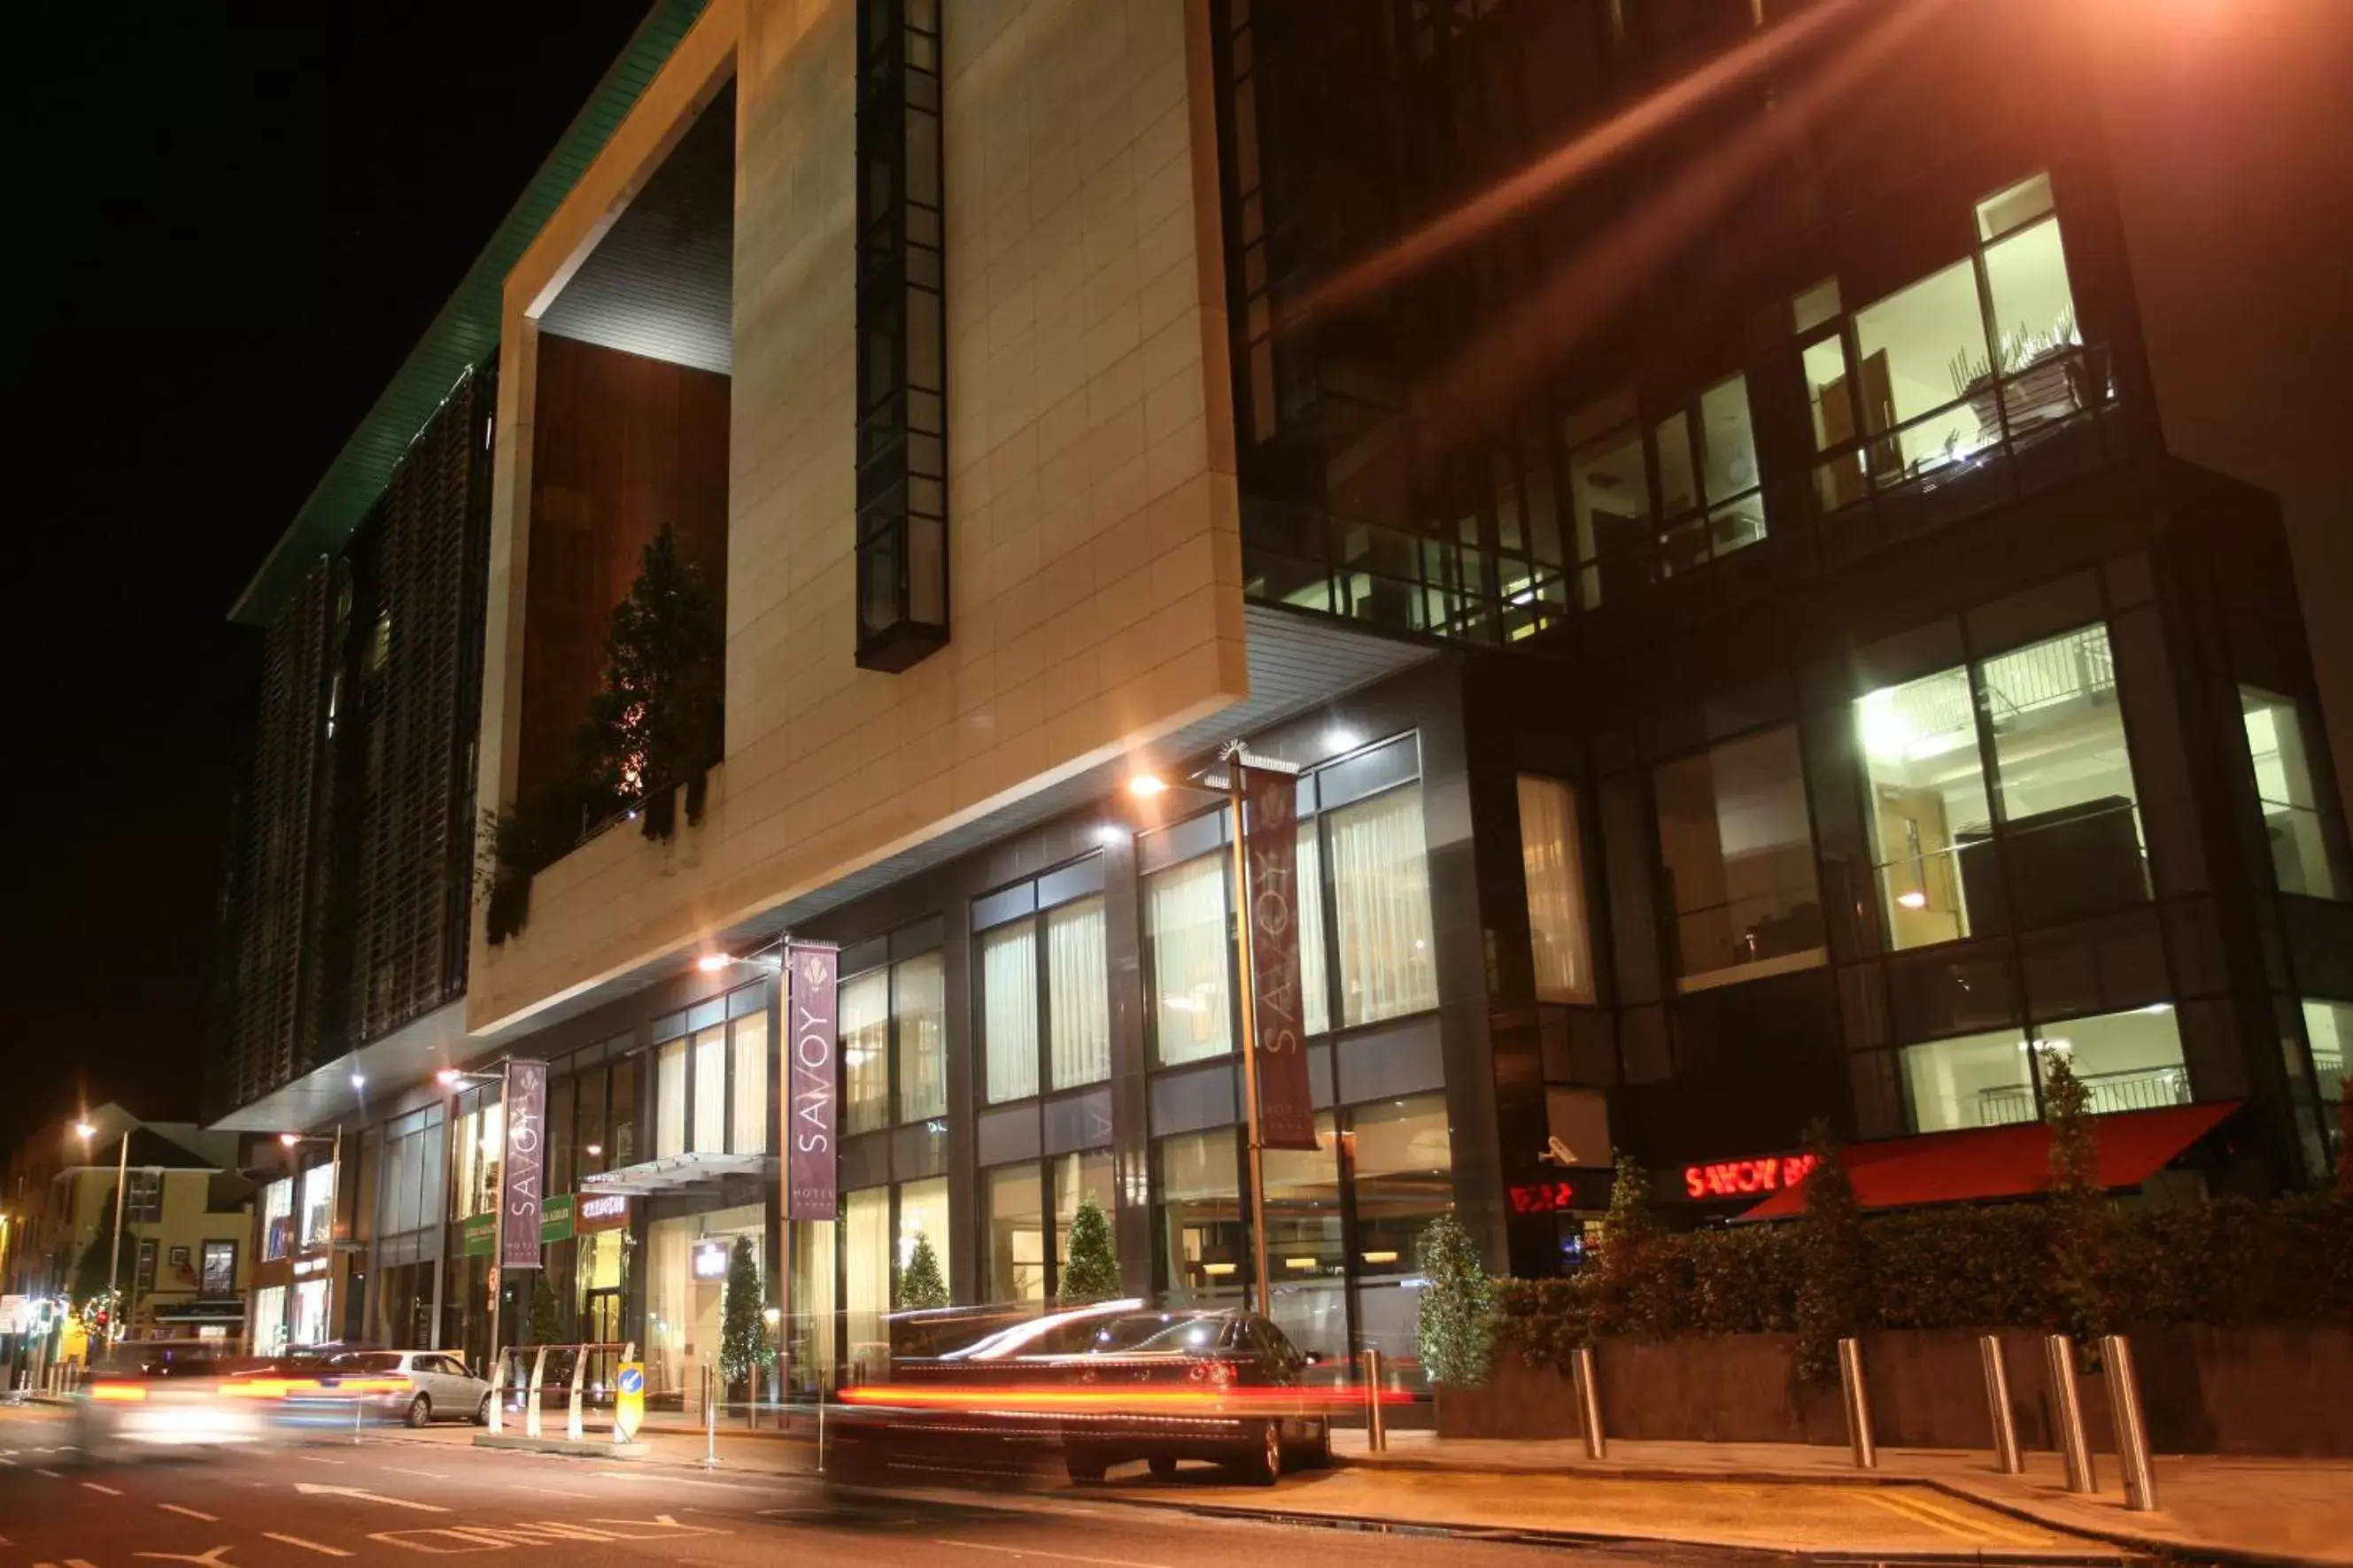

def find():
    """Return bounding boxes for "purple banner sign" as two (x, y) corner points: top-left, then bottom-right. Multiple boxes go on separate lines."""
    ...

(500, 1059), (547, 1271)
(1242, 765), (1319, 1151)
(786, 942), (840, 1221)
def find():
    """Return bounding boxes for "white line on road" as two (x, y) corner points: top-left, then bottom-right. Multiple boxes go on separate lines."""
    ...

(35, 1466), (62, 1477)
(265, 1533), (356, 1557)
(383, 1468), (451, 1480)
(159, 1504), (221, 1521)
(293, 1482), (450, 1513)
(589, 1471), (769, 1491)
(933, 1540), (1171, 1568)
(295, 1456), (346, 1465)
(512, 1487), (592, 1498)
(84, 1481), (125, 1495)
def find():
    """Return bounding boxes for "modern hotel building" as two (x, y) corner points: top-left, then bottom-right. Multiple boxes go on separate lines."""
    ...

(207, 0), (2350, 1397)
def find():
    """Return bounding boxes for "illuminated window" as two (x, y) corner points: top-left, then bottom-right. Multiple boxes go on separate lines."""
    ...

(1654, 726), (1825, 991)
(1519, 775), (1596, 1002)
(2241, 687), (2344, 899)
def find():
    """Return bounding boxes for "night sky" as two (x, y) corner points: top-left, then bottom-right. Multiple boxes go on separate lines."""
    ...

(9, 6), (651, 1149)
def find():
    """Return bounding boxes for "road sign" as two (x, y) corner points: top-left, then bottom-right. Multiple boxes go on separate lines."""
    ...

(615, 1361), (646, 1441)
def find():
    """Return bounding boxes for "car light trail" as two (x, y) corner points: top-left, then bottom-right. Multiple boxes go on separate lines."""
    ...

(837, 1382), (1413, 1415)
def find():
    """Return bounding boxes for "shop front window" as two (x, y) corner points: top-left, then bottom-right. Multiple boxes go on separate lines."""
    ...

(453, 1095), (502, 1218)
(253, 1285), (287, 1355)
(1156, 1130), (1244, 1302)
(693, 1023), (726, 1154)
(2241, 687), (2343, 899)
(1349, 1094), (1452, 1376)
(985, 1165), (1045, 1303)
(299, 1162), (334, 1248)
(896, 1176), (950, 1302)
(1519, 774), (1596, 1002)
(645, 1203), (765, 1416)
(1262, 1116), (1344, 1363)
(1983, 624), (2147, 927)
(841, 1189), (891, 1381)
(291, 1279), (329, 1348)
(201, 1240), (236, 1295)
(1052, 1149), (1116, 1294)
(1654, 726), (1825, 991)
(261, 1178), (292, 1262)
(1148, 854), (1234, 1065)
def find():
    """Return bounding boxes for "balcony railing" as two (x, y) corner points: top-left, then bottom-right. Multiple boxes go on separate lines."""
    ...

(1977, 1062), (2191, 1127)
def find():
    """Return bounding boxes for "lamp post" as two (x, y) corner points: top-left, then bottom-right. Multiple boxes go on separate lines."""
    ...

(278, 1129), (344, 1348)
(1127, 741), (1302, 1320)
(74, 1118), (130, 1355)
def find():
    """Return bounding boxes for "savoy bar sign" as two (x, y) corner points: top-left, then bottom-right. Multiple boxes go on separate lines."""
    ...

(1242, 763), (1318, 1151)
(500, 1058), (547, 1271)
(786, 940), (840, 1221)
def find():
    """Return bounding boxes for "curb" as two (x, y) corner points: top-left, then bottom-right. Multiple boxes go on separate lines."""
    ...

(1331, 1452), (2349, 1568)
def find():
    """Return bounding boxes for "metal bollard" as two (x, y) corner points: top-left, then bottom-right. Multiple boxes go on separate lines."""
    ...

(1979, 1335), (2023, 1475)
(487, 1350), (503, 1435)
(2044, 1334), (2096, 1494)
(1572, 1346), (1606, 1461)
(1838, 1337), (1877, 1470)
(2101, 1334), (2159, 1512)
(1361, 1348), (1387, 1452)
(704, 1363), (718, 1468)
(525, 1346), (548, 1440)
(568, 1346), (585, 1441)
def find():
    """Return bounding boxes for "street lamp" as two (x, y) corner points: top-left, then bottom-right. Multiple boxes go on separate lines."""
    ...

(74, 1116), (130, 1356)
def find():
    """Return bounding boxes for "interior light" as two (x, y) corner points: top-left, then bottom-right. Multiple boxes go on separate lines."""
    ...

(1896, 890), (1928, 909)
(1286, 1257), (1319, 1270)
(436, 1069), (461, 1087)
(585, 1144), (603, 1158)
(696, 954), (731, 974)
(350, 1072), (367, 1090)
(1200, 1262), (1237, 1277)
(1324, 727), (1361, 755)
(73, 1120), (96, 1139)
(1360, 1250), (1400, 1264)
(279, 1133), (302, 1147)
(1095, 823), (1127, 846)
(1127, 773), (1167, 799)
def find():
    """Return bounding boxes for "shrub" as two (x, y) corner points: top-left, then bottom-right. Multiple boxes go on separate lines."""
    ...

(1415, 1214), (1497, 1386)
(1058, 1194), (1122, 1304)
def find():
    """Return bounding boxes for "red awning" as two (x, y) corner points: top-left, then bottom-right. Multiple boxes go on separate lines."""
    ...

(1738, 1101), (2241, 1220)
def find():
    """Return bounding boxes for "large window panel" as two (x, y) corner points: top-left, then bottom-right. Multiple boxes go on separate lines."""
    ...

(1156, 1130), (1244, 1303)
(1856, 665), (1997, 949)
(985, 1164), (1046, 1303)
(1329, 783), (1439, 1026)
(1263, 1115), (1344, 1361)
(1148, 853), (1233, 1065)
(1350, 1095), (1452, 1378)
(1983, 624), (2148, 926)
(979, 920), (1040, 1103)
(731, 1011), (769, 1155)
(840, 971), (892, 1136)
(1296, 830), (1332, 1037)
(2033, 1007), (2187, 1116)
(2242, 687), (2342, 899)
(1519, 774), (1596, 1002)
(1053, 1148), (1117, 1291)
(1047, 897), (1110, 1088)
(841, 1188), (890, 1381)
(896, 1175), (951, 1302)
(1655, 727), (1825, 991)
(896, 954), (947, 1124)
(1853, 259), (1994, 479)
(1978, 174), (2080, 382)
(1901, 1028), (2033, 1132)
(655, 1039), (687, 1159)
(692, 1023), (726, 1155)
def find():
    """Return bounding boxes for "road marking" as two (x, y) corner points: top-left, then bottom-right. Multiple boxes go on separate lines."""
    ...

(588, 1471), (766, 1492)
(135, 1549), (241, 1567)
(160, 1505), (222, 1521)
(1874, 1487), (2049, 1547)
(294, 1482), (451, 1513)
(510, 1486), (592, 1498)
(1858, 1490), (1978, 1542)
(384, 1468), (452, 1480)
(295, 1456), (346, 1465)
(264, 1534), (356, 1557)
(933, 1541), (1171, 1568)
(36, 1466), (63, 1477)
(85, 1481), (125, 1495)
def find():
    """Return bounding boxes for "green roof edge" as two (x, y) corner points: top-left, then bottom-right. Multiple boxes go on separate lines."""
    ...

(229, 0), (711, 626)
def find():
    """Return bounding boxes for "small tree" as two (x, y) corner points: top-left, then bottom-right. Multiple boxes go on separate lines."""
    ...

(1414, 1213), (1496, 1387)
(897, 1232), (948, 1309)
(716, 1237), (772, 1399)
(529, 1275), (564, 1345)
(1058, 1195), (1122, 1304)
(1793, 1121), (1868, 1383)
(577, 524), (724, 841)
(2042, 1051), (2110, 1344)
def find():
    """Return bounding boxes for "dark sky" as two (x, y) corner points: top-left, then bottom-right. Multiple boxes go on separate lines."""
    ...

(8, 5), (651, 1149)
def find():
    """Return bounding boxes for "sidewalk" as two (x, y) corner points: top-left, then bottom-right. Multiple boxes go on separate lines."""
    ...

(1335, 1429), (2353, 1567)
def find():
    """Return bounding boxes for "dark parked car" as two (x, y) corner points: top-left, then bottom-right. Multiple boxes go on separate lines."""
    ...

(837, 1304), (1333, 1486)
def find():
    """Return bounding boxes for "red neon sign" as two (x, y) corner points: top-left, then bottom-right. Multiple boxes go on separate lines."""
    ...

(1508, 1181), (1577, 1215)
(1682, 1151), (1819, 1201)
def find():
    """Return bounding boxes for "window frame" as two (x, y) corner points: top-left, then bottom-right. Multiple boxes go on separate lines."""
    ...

(838, 924), (947, 1133)
(974, 857), (1110, 1105)
(1651, 722), (1829, 993)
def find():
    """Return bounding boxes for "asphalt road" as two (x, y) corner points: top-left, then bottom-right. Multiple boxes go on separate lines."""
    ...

(0, 1414), (1753, 1568)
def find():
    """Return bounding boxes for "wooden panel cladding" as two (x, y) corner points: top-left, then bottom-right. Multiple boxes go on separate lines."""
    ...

(519, 333), (731, 812)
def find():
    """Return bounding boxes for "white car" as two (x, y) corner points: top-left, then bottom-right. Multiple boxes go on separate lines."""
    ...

(330, 1349), (491, 1426)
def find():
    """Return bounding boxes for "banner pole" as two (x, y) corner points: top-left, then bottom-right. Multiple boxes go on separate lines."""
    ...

(1227, 760), (1273, 1321)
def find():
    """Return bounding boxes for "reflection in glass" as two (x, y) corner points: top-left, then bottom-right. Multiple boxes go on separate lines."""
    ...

(1156, 1130), (1243, 1303)
(2242, 687), (2341, 898)
(986, 1164), (1045, 1302)
(1654, 726), (1825, 991)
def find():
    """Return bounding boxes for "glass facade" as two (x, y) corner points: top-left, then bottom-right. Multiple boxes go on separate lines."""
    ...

(1655, 727), (1824, 991)
(2243, 687), (2343, 899)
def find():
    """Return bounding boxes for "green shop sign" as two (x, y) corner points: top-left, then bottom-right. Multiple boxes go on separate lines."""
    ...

(461, 1212), (497, 1258)
(540, 1193), (576, 1245)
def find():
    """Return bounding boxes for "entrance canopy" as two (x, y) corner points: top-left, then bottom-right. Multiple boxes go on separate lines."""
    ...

(1738, 1101), (2241, 1220)
(581, 1151), (776, 1195)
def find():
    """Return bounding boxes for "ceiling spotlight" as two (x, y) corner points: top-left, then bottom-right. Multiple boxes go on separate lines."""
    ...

(1127, 773), (1167, 799)
(584, 1143), (603, 1158)
(1895, 890), (1928, 909)
(696, 954), (731, 974)
(436, 1069), (461, 1087)
(73, 1120), (96, 1140)
(1095, 823), (1126, 846)
(350, 1071), (367, 1090)
(279, 1132), (302, 1147)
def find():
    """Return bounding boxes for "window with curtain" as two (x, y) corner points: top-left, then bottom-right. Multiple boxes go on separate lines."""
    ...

(980, 920), (1039, 1104)
(1328, 783), (1439, 1026)
(1148, 853), (1233, 1065)
(692, 1023), (727, 1154)
(1518, 775), (1595, 1002)
(840, 971), (891, 1135)
(1048, 896), (1110, 1088)
(731, 1010), (769, 1155)
(896, 954), (947, 1123)
(655, 1038), (687, 1157)
(841, 1187), (890, 1379)
(1296, 830), (1331, 1037)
